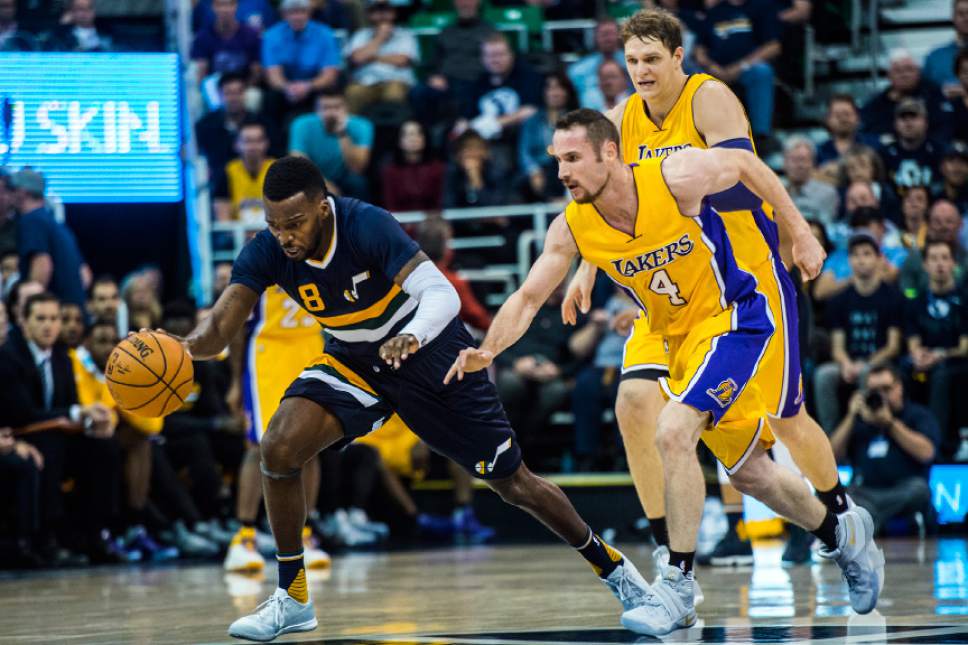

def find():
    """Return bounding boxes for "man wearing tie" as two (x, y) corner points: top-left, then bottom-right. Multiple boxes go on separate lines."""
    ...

(0, 291), (119, 565)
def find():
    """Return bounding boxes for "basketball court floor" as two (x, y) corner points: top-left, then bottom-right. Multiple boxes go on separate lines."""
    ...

(1, 538), (965, 644)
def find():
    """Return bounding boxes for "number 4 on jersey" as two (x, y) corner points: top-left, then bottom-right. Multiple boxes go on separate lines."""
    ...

(649, 269), (687, 306)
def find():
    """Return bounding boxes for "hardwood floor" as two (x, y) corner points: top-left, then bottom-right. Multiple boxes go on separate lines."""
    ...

(0, 538), (964, 644)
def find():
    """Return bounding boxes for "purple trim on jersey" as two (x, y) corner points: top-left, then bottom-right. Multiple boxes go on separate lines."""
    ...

(708, 138), (763, 212)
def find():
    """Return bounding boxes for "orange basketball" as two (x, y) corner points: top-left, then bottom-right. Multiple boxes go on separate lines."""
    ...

(105, 332), (194, 418)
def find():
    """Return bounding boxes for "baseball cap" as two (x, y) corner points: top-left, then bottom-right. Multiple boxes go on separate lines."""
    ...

(10, 168), (45, 196)
(895, 97), (927, 118)
(942, 141), (968, 161)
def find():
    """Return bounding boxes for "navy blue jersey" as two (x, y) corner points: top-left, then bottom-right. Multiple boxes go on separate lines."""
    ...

(230, 196), (421, 354)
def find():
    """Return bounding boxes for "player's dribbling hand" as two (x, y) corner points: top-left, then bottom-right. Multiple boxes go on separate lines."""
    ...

(379, 334), (420, 370)
(444, 348), (494, 384)
(792, 232), (826, 281)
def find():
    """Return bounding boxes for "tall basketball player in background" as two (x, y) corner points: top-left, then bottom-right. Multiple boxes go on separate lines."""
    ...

(224, 286), (331, 572)
(561, 9), (849, 566)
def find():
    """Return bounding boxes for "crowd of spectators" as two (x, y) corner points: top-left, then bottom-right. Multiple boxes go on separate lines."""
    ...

(2, 0), (967, 568)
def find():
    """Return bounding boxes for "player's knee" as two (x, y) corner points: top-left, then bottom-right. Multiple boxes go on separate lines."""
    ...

(260, 428), (301, 473)
(654, 417), (692, 457)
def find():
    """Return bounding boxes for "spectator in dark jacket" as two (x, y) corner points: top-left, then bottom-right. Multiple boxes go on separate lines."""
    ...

(831, 364), (939, 533)
(46, 0), (113, 52)
(191, 0), (261, 85)
(860, 50), (951, 139)
(0, 0), (37, 51)
(381, 121), (445, 212)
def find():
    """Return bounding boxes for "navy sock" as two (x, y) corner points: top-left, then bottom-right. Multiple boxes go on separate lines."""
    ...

(669, 550), (695, 575)
(277, 551), (307, 603)
(811, 512), (839, 551)
(575, 527), (622, 578)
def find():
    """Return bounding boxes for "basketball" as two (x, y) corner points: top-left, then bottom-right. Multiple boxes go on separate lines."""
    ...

(105, 331), (194, 418)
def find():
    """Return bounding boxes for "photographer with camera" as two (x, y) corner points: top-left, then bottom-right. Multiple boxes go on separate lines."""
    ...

(830, 364), (939, 534)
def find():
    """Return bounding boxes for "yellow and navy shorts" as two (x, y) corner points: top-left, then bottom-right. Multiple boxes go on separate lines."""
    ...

(658, 294), (776, 474)
(243, 334), (325, 444)
(283, 318), (522, 480)
(622, 257), (803, 419)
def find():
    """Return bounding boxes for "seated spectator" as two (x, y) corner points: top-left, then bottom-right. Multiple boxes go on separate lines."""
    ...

(212, 120), (274, 223)
(782, 135), (839, 226)
(816, 94), (879, 171)
(58, 302), (84, 349)
(923, 0), (968, 97)
(948, 49), (968, 144)
(595, 58), (632, 112)
(830, 365), (938, 533)
(814, 233), (903, 432)
(289, 88), (374, 199)
(380, 120), (445, 212)
(87, 274), (124, 332)
(409, 0), (497, 130)
(0, 0), (38, 51)
(900, 185), (930, 250)
(815, 206), (906, 300)
(900, 199), (968, 296)
(444, 129), (510, 208)
(191, 0), (261, 107)
(121, 267), (163, 331)
(262, 0), (340, 119)
(456, 32), (542, 149)
(13, 169), (90, 308)
(902, 239), (968, 457)
(935, 142), (968, 215)
(195, 73), (282, 177)
(344, 1), (418, 114)
(5, 279), (44, 330)
(519, 72), (578, 203)
(415, 218), (492, 332)
(837, 148), (900, 226)
(1, 292), (119, 564)
(193, 0), (277, 34)
(45, 0), (112, 52)
(877, 98), (942, 197)
(312, 0), (353, 31)
(494, 289), (576, 450)
(567, 19), (627, 111)
(693, 0), (781, 142)
(568, 290), (634, 471)
(0, 299), (45, 568)
(860, 49), (950, 139)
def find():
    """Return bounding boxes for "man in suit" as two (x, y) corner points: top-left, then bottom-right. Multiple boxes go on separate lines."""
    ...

(0, 291), (120, 564)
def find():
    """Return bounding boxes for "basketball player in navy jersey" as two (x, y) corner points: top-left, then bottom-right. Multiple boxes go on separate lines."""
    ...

(161, 156), (651, 642)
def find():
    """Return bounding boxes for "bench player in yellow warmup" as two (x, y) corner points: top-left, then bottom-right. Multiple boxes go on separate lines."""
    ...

(560, 9), (851, 566)
(448, 110), (884, 636)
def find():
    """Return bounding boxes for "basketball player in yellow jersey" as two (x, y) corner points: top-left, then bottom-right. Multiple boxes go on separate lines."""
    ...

(561, 8), (848, 565)
(224, 286), (331, 572)
(448, 110), (884, 635)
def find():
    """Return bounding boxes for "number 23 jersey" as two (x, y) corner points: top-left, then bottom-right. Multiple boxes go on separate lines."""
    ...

(230, 196), (421, 355)
(564, 160), (759, 338)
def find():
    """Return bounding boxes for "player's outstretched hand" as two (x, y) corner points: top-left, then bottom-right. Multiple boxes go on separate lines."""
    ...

(792, 232), (826, 281)
(561, 262), (596, 325)
(444, 348), (494, 384)
(128, 328), (194, 360)
(379, 334), (420, 370)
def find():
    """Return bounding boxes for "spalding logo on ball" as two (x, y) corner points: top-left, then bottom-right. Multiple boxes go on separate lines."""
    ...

(105, 331), (195, 418)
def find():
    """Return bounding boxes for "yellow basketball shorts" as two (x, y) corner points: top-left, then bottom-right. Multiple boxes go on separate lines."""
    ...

(657, 296), (776, 474)
(622, 259), (803, 419)
(243, 334), (325, 444)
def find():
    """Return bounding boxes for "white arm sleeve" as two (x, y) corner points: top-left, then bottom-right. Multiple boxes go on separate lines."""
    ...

(398, 260), (461, 347)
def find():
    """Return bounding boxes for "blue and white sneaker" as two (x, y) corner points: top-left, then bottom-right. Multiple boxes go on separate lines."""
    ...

(601, 552), (653, 612)
(818, 506), (885, 614)
(228, 588), (318, 642)
(621, 564), (698, 636)
(652, 546), (704, 605)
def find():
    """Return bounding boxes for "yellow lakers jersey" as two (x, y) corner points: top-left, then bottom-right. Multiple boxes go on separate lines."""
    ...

(249, 286), (323, 342)
(620, 74), (775, 279)
(225, 158), (273, 221)
(565, 162), (759, 337)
